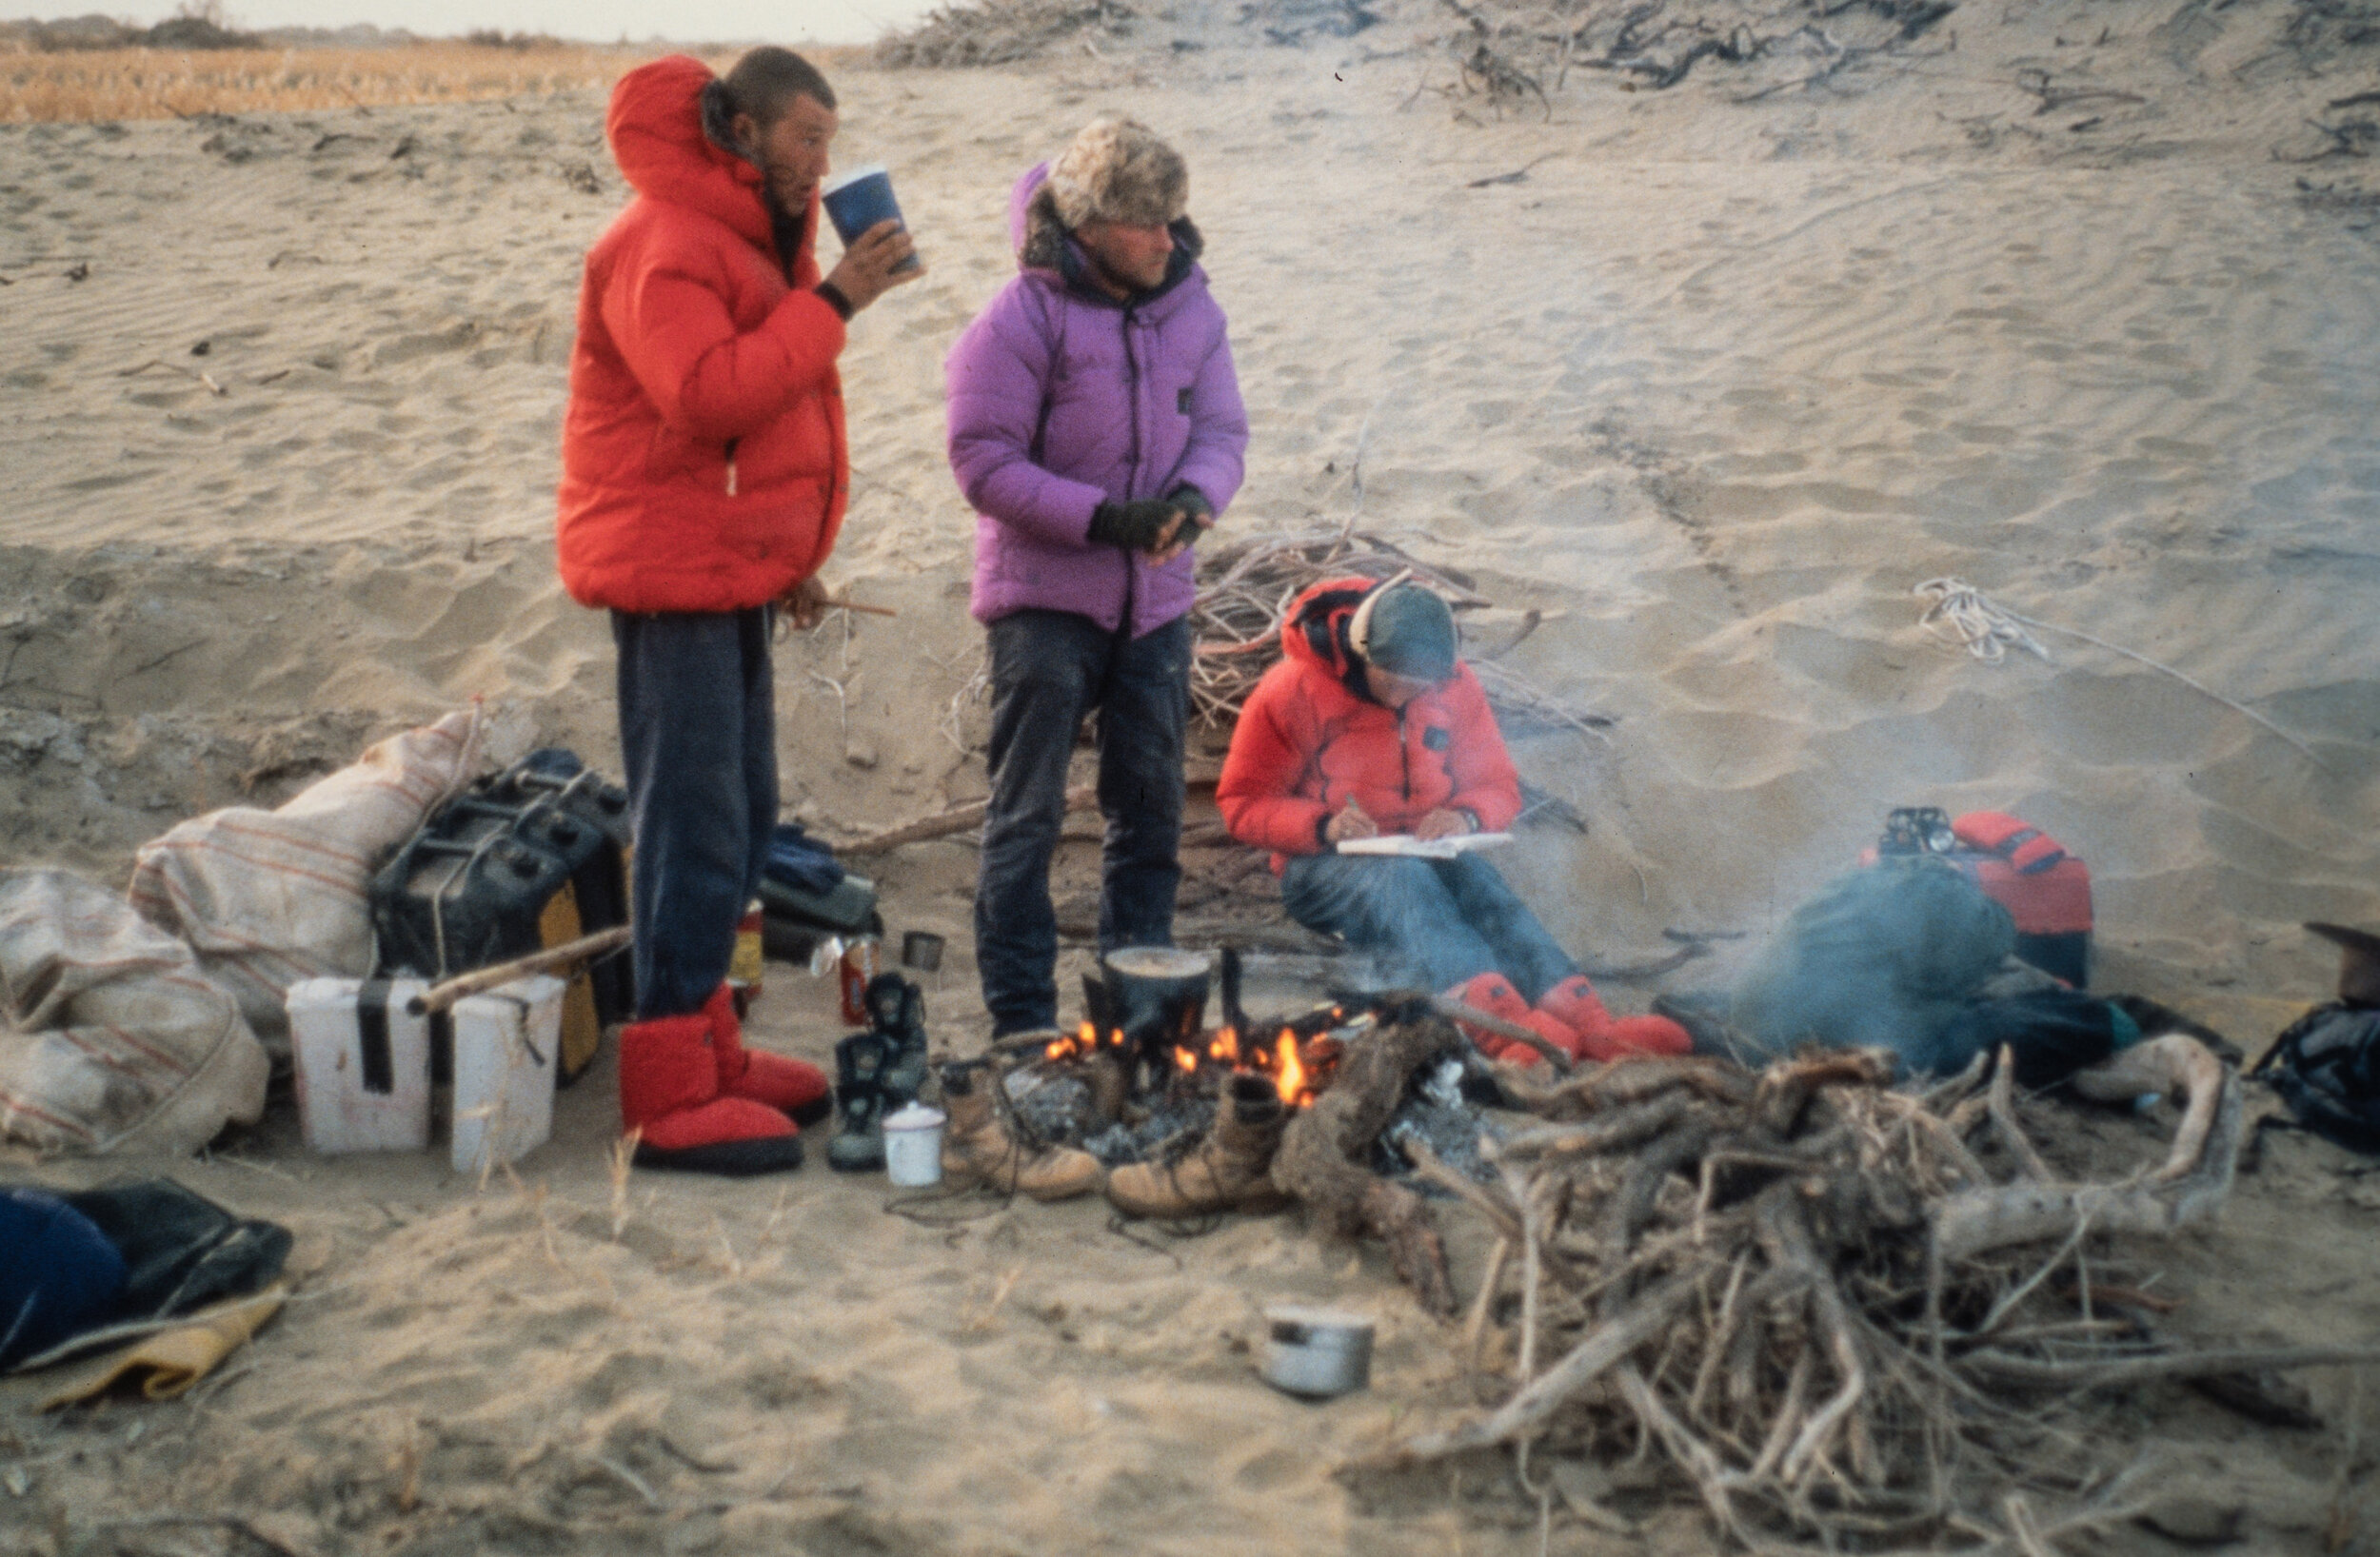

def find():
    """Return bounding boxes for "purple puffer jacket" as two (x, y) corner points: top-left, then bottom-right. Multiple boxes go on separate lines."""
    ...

(945, 163), (1249, 638)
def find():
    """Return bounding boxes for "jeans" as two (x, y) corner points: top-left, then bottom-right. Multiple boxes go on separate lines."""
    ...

(613, 607), (776, 1020)
(1278, 852), (1578, 1001)
(976, 609), (1190, 1035)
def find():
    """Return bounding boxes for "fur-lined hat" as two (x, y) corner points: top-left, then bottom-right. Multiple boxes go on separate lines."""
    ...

(1041, 118), (1187, 230)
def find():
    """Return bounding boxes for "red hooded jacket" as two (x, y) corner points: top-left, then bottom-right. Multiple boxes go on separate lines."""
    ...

(1217, 579), (1522, 867)
(556, 56), (849, 615)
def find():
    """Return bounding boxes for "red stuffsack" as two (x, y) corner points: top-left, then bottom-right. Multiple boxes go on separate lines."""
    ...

(1949, 812), (2093, 936)
(1859, 808), (2094, 986)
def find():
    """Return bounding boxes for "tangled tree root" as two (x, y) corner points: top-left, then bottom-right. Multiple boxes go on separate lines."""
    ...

(1353, 1035), (2377, 1550)
(1272, 1002), (1465, 1316)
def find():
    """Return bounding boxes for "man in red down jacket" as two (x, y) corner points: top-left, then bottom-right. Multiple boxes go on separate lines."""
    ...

(944, 119), (1247, 1037)
(1217, 580), (1689, 1064)
(557, 49), (918, 1174)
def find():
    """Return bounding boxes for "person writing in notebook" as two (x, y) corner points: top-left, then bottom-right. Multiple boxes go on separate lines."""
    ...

(1216, 579), (1689, 1064)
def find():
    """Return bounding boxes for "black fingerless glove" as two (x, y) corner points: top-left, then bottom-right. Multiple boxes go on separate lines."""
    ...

(1087, 498), (1182, 552)
(1166, 484), (1214, 523)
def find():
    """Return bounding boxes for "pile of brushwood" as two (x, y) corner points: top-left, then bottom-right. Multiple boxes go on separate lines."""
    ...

(1189, 521), (1606, 738)
(875, 0), (1140, 66)
(1435, 0), (1956, 113)
(1298, 1002), (2380, 1549)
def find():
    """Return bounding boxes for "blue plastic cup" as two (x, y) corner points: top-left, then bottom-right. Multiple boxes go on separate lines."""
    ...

(821, 165), (920, 274)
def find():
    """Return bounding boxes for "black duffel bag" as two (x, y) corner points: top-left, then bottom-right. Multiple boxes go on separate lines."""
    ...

(2251, 1004), (2380, 1152)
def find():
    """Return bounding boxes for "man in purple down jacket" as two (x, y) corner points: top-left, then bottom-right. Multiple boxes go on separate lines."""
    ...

(945, 118), (1249, 1036)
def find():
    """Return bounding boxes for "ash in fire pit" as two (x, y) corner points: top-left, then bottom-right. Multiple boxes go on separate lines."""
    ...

(1002, 1068), (1095, 1145)
(1377, 1058), (1505, 1187)
(1081, 1094), (1218, 1169)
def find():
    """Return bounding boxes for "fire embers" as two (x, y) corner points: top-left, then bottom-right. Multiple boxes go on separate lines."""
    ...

(1037, 1014), (1345, 1111)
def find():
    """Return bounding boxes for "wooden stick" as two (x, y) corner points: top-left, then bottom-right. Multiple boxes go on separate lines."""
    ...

(1959, 1344), (2380, 1392)
(1364, 1269), (1701, 1466)
(405, 926), (631, 1015)
(837, 785), (1095, 857)
(1427, 995), (1573, 1073)
(824, 595), (898, 619)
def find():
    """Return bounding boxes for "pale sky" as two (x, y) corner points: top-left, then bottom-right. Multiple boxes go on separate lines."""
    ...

(1, 0), (938, 45)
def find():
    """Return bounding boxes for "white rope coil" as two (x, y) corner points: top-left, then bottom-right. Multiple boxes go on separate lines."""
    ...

(1914, 577), (2050, 665)
(1910, 577), (2329, 771)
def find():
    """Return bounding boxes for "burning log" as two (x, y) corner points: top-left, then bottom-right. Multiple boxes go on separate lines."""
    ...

(1272, 1000), (1467, 1317)
(1352, 1035), (2314, 1551)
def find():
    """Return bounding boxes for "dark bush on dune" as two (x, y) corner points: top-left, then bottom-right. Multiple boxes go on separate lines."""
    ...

(138, 15), (265, 49)
(3, 4), (263, 50)
(464, 28), (565, 49)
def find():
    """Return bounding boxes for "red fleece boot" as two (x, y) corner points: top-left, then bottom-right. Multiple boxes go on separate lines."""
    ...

(620, 1012), (806, 1175)
(704, 986), (832, 1128)
(1443, 973), (1547, 1064)
(1537, 975), (1692, 1061)
(1602, 1014), (1696, 1058)
(1537, 974), (1616, 1054)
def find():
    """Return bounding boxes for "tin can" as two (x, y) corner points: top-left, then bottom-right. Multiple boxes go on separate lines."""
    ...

(1262, 1306), (1374, 1399)
(839, 935), (881, 1024)
(727, 898), (764, 1006)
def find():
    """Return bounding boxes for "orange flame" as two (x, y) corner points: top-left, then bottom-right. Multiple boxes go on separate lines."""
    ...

(1175, 1046), (1199, 1074)
(1209, 1025), (1240, 1064)
(1274, 1031), (1307, 1106)
(1045, 1020), (1106, 1061)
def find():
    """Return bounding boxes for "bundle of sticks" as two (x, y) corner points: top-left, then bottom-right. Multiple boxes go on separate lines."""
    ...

(1189, 523), (1610, 738)
(1334, 1022), (2375, 1549)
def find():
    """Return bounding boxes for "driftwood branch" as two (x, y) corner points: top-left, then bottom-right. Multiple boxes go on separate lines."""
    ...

(839, 785), (1095, 857)
(1356, 1032), (2250, 1550)
(1273, 1005), (1465, 1315)
(1934, 1035), (2243, 1264)
(1429, 994), (1574, 1071)
(406, 926), (630, 1015)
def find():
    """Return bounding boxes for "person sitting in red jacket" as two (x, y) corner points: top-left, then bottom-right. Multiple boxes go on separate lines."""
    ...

(1216, 580), (1688, 1064)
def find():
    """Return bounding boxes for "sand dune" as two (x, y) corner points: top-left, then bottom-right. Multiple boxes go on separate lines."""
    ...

(4, 0), (2379, 1547)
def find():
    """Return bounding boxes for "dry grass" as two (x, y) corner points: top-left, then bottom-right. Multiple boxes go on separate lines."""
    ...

(0, 44), (722, 124)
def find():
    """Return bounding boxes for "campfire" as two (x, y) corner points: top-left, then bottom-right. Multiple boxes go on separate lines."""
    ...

(1035, 1009), (1346, 1109)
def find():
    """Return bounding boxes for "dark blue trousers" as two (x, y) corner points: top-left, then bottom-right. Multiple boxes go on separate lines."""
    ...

(613, 607), (776, 1020)
(1279, 852), (1578, 1001)
(976, 610), (1190, 1035)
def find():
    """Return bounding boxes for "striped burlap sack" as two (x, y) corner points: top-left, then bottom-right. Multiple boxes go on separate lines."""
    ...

(127, 706), (486, 1049)
(0, 868), (267, 1154)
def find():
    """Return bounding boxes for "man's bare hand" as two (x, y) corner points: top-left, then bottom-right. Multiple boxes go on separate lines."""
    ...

(780, 574), (831, 633)
(1413, 808), (1473, 842)
(1325, 798), (1378, 844)
(825, 220), (921, 312)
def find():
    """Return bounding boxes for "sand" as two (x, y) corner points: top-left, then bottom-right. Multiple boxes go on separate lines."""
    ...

(3, 0), (2379, 1549)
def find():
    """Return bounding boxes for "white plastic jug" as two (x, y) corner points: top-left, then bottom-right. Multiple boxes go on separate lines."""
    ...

(288, 976), (431, 1154)
(450, 976), (562, 1174)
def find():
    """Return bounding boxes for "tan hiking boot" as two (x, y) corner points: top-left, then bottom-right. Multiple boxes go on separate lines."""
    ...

(940, 1065), (1103, 1202)
(1108, 1074), (1291, 1218)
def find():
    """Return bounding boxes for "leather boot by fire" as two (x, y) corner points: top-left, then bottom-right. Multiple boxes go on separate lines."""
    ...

(1107, 1074), (1290, 1218)
(939, 1065), (1103, 1201)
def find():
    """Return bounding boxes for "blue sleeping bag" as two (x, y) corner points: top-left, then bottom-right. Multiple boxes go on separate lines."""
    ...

(0, 1188), (127, 1370)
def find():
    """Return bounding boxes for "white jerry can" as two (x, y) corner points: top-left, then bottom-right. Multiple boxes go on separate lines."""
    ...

(287, 976), (433, 1154)
(449, 975), (562, 1174)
